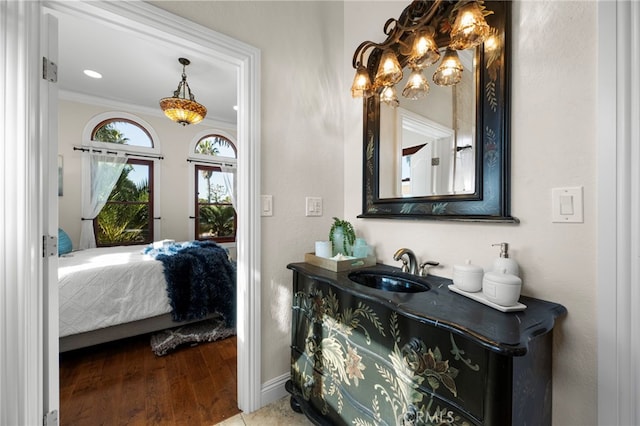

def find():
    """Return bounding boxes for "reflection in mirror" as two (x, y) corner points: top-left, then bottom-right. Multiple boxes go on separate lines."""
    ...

(379, 48), (477, 198)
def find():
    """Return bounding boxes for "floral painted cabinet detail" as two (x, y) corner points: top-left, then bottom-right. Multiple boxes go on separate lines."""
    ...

(286, 263), (566, 425)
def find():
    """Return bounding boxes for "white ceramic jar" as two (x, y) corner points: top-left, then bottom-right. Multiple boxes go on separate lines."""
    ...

(482, 269), (522, 306)
(453, 260), (484, 292)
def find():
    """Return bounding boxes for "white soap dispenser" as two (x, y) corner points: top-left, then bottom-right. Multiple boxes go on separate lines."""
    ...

(491, 243), (519, 277)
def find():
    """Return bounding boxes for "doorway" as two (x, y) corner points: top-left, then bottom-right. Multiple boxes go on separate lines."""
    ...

(43, 0), (261, 415)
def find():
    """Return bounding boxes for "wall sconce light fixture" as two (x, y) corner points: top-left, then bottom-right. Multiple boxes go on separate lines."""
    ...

(351, 0), (493, 106)
(160, 58), (207, 126)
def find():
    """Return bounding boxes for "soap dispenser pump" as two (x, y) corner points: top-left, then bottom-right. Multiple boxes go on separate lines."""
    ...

(491, 243), (519, 277)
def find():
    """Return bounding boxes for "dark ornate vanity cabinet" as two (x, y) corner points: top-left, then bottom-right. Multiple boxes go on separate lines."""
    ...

(286, 263), (567, 426)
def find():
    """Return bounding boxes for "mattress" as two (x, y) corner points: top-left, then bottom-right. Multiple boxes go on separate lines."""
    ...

(58, 245), (171, 337)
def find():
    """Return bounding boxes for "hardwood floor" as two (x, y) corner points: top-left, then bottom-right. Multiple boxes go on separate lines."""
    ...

(59, 334), (239, 426)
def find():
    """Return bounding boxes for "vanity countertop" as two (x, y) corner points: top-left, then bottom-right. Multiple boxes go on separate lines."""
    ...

(287, 262), (567, 357)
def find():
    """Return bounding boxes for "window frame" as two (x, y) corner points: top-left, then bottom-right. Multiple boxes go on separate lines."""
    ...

(194, 164), (236, 243)
(82, 112), (162, 245)
(187, 129), (237, 243)
(93, 157), (155, 247)
(83, 111), (161, 156)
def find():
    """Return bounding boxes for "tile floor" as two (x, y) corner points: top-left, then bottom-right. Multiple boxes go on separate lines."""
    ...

(216, 396), (314, 426)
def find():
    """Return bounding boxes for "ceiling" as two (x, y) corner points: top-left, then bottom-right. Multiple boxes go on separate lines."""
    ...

(54, 10), (238, 126)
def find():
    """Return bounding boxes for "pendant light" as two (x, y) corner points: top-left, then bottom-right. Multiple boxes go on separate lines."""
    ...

(159, 58), (207, 126)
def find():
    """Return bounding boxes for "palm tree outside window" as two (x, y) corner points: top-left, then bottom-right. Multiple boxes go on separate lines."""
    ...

(89, 119), (154, 246)
(194, 135), (236, 242)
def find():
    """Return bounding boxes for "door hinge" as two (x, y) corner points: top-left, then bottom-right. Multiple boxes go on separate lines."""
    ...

(44, 410), (58, 426)
(42, 57), (58, 83)
(43, 235), (58, 257)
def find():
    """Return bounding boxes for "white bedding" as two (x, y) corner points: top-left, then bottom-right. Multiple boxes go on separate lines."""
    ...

(58, 245), (171, 337)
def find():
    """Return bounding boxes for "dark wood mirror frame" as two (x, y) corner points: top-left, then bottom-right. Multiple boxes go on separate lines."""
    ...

(359, 1), (518, 223)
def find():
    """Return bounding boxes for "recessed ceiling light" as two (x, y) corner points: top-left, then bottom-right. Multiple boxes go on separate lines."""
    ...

(83, 69), (102, 79)
(233, 105), (238, 111)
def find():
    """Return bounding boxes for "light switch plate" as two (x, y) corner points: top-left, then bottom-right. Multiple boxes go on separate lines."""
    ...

(305, 197), (322, 217)
(261, 195), (273, 216)
(552, 186), (583, 223)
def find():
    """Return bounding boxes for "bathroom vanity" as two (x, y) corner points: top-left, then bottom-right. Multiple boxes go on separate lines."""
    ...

(286, 262), (566, 425)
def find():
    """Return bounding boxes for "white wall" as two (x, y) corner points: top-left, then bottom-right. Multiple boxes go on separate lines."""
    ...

(150, 1), (346, 385)
(344, 1), (597, 425)
(58, 99), (237, 247)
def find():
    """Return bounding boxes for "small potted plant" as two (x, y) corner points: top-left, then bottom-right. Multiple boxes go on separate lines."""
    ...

(329, 217), (356, 257)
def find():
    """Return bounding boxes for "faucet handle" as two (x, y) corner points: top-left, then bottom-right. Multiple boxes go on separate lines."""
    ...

(418, 261), (440, 276)
(400, 259), (410, 273)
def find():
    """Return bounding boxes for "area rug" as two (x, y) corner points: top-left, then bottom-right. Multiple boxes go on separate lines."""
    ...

(150, 317), (236, 356)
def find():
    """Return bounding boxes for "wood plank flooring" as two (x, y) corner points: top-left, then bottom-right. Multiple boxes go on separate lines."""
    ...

(59, 334), (239, 426)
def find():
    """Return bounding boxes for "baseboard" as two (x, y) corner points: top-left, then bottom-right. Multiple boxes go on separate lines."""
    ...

(261, 373), (290, 407)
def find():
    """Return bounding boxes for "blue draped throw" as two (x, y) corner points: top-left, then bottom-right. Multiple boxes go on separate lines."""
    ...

(145, 241), (236, 327)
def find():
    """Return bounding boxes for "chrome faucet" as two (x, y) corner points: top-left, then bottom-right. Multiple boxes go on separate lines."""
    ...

(393, 248), (418, 275)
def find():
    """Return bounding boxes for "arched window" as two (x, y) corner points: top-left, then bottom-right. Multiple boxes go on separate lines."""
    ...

(195, 134), (237, 158)
(80, 113), (161, 248)
(92, 118), (154, 148)
(190, 133), (237, 243)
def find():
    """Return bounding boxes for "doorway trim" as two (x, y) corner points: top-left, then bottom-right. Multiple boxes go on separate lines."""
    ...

(43, 0), (262, 413)
(597, 1), (640, 424)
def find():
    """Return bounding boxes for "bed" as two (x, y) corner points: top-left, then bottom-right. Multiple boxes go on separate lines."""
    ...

(58, 241), (236, 352)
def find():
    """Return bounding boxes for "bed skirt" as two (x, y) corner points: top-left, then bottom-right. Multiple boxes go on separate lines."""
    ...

(59, 312), (219, 352)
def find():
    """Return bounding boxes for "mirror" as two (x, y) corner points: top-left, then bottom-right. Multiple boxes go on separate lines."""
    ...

(358, 1), (518, 222)
(379, 48), (476, 198)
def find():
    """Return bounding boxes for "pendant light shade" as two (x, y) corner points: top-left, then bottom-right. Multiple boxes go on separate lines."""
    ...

(402, 65), (430, 100)
(351, 65), (372, 98)
(159, 58), (207, 126)
(449, 1), (491, 50)
(433, 48), (464, 86)
(410, 27), (440, 68)
(380, 86), (399, 107)
(375, 49), (403, 87)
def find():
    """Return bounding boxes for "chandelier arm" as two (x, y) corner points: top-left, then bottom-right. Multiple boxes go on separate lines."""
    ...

(352, 41), (376, 68)
(351, 30), (409, 70)
(172, 81), (183, 98)
(351, 0), (445, 70)
(381, 17), (399, 36)
(394, 0), (443, 33)
(183, 82), (196, 101)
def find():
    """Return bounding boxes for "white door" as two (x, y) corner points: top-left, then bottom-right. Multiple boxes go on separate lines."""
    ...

(41, 10), (60, 421)
(410, 143), (433, 196)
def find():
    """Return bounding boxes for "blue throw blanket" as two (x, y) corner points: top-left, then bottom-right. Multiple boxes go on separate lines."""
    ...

(144, 241), (236, 327)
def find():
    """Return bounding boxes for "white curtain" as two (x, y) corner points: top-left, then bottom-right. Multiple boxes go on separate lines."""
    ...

(79, 153), (128, 249)
(221, 165), (237, 210)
